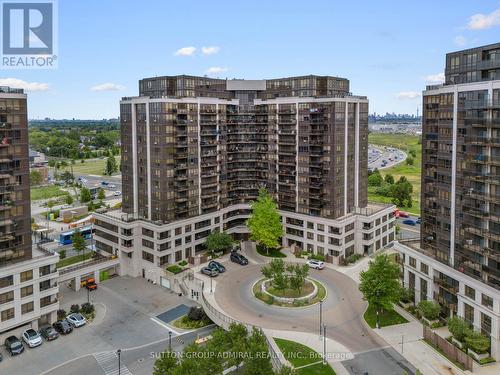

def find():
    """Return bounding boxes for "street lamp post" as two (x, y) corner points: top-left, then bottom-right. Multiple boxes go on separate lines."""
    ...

(319, 300), (323, 337)
(210, 276), (213, 294)
(87, 286), (90, 304)
(117, 349), (122, 375)
(322, 324), (327, 365)
(169, 331), (172, 351)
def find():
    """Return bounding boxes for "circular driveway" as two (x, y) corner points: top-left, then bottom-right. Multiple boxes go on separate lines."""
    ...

(214, 262), (387, 353)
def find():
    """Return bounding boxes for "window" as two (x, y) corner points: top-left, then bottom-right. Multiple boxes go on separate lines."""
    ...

(39, 265), (51, 277)
(21, 285), (33, 298)
(1, 307), (14, 321)
(0, 276), (13, 288)
(21, 301), (34, 315)
(482, 294), (493, 310)
(481, 313), (492, 334)
(185, 224), (191, 232)
(307, 222), (314, 229)
(142, 228), (154, 238)
(420, 263), (428, 275)
(307, 232), (313, 240)
(409, 257), (416, 268)
(464, 285), (475, 300)
(0, 291), (14, 305)
(175, 227), (182, 235)
(20, 270), (33, 282)
(185, 235), (191, 243)
(142, 251), (154, 263)
(317, 224), (324, 232)
(175, 238), (182, 246)
(464, 303), (474, 324)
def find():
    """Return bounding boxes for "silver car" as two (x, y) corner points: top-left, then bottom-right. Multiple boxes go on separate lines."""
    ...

(66, 313), (87, 328)
(306, 260), (325, 270)
(22, 329), (42, 348)
(201, 266), (218, 277)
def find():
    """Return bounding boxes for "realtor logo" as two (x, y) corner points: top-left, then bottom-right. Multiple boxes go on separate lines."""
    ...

(1, 0), (58, 69)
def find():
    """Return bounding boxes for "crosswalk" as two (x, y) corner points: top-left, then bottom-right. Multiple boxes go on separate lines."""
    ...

(93, 351), (133, 375)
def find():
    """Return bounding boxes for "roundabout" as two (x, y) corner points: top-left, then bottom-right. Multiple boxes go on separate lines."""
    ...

(253, 277), (326, 307)
(213, 260), (387, 354)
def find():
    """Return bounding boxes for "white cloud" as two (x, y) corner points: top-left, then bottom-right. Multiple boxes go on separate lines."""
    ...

(206, 66), (228, 75)
(90, 83), (125, 92)
(397, 91), (420, 100)
(454, 35), (467, 46)
(425, 73), (445, 84)
(0, 78), (49, 91)
(201, 46), (220, 55)
(467, 9), (500, 30)
(174, 46), (196, 56)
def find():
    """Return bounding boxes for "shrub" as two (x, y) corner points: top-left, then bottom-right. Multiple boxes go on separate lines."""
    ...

(178, 260), (188, 267)
(417, 300), (441, 320)
(346, 254), (363, 264)
(400, 288), (414, 303)
(57, 309), (67, 320)
(166, 265), (183, 274)
(465, 331), (490, 354)
(310, 253), (325, 261)
(447, 316), (471, 342)
(80, 302), (95, 314)
(70, 304), (80, 313)
(187, 307), (206, 321)
(406, 156), (414, 166)
(59, 249), (66, 259)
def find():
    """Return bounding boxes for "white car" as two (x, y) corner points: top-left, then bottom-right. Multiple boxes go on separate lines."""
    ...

(306, 260), (325, 270)
(108, 184), (116, 189)
(66, 313), (87, 328)
(22, 328), (43, 348)
(113, 191), (121, 196)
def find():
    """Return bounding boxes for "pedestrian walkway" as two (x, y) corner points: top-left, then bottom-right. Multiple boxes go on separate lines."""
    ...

(93, 351), (132, 375)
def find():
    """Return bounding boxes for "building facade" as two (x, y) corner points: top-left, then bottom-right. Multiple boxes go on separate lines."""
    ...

(0, 87), (59, 333)
(396, 43), (500, 358)
(94, 75), (395, 282)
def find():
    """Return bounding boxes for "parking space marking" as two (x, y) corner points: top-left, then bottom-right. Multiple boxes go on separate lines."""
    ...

(94, 351), (132, 375)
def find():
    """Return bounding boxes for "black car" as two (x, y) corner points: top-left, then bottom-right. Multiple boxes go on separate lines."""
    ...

(208, 260), (226, 273)
(4, 336), (24, 356)
(53, 319), (73, 335)
(40, 326), (60, 341)
(230, 252), (248, 265)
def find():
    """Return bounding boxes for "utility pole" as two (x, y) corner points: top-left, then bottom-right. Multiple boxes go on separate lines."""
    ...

(169, 331), (172, 351)
(117, 349), (121, 375)
(319, 300), (323, 337)
(322, 324), (327, 365)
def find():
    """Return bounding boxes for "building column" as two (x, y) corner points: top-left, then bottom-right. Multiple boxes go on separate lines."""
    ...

(94, 270), (101, 283)
(74, 275), (81, 291)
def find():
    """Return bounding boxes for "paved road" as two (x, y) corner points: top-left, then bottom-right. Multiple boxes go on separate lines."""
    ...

(397, 214), (421, 240)
(213, 257), (415, 374)
(368, 145), (407, 170)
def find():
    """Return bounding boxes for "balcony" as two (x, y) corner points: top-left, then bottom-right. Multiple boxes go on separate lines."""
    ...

(433, 276), (458, 294)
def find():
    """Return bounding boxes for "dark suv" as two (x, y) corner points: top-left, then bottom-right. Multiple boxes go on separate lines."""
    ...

(4, 336), (24, 356)
(230, 252), (248, 265)
(208, 260), (226, 273)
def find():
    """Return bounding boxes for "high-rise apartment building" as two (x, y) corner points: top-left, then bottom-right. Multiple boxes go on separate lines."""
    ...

(0, 87), (59, 333)
(94, 75), (394, 284)
(396, 43), (500, 358)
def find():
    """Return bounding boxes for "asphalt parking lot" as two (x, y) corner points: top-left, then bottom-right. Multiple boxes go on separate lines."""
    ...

(0, 276), (197, 375)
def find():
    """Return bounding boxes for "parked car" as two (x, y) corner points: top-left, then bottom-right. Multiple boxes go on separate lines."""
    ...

(416, 217), (421, 225)
(398, 211), (410, 218)
(67, 313), (87, 328)
(201, 266), (218, 277)
(4, 336), (24, 356)
(108, 184), (116, 189)
(22, 329), (43, 348)
(402, 219), (416, 226)
(39, 326), (59, 341)
(101, 181), (109, 186)
(113, 190), (121, 196)
(208, 260), (226, 273)
(230, 252), (248, 265)
(85, 277), (98, 290)
(53, 319), (73, 335)
(306, 260), (325, 270)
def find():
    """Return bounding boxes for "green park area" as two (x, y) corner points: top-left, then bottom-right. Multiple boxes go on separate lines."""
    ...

(30, 185), (70, 201)
(54, 156), (121, 176)
(368, 133), (422, 215)
(274, 338), (336, 375)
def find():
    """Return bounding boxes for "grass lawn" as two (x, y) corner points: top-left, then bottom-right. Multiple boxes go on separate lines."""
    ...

(368, 133), (421, 215)
(254, 279), (326, 307)
(268, 280), (315, 298)
(30, 185), (69, 201)
(274, 338), (336, 375)
(364, 303), (408, 328)
(57, 251), (94, 268)
(172, 315), (213, 329)
(54, 157), (121, 176)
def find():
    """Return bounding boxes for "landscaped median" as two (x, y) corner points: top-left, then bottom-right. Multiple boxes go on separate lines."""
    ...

(274, 338), (336, 375)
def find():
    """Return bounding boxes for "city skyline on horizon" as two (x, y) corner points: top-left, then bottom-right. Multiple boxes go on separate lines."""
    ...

(1, 0), (500, 119)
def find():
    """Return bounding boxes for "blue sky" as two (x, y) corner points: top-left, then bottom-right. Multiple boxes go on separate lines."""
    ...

(2, 0), (500, 119)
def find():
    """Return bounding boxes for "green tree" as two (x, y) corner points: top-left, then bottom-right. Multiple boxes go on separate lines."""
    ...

(447, 316), (471, 342)
(205, 230), (233, 257)
(65, 194), (74, 206)
(417, 300), (441, 320)
(287, 263), (309, 295)
(390, 178), (413, 207)
(80, 187), (92, 203)
(262, 259), (288, 290)
(104, 155), (118, 175)
(384, 174), (394, 184)
(153, 351), (179, 375)
(359, 254), (401, 328)
(48, 159), (56, 167)
(97, 188), (106, 200)
(246, 188), (283, 254)
(368, 169), (383, 186)
(59, 249), (66, 259)
(30, 170), (43, 186)
(406, 156), (414, 166)
(72, 228), (87, 262)
(465, 331), (490, 353)
(243, 328), (274, 375)
(60, 171), (75, 184)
